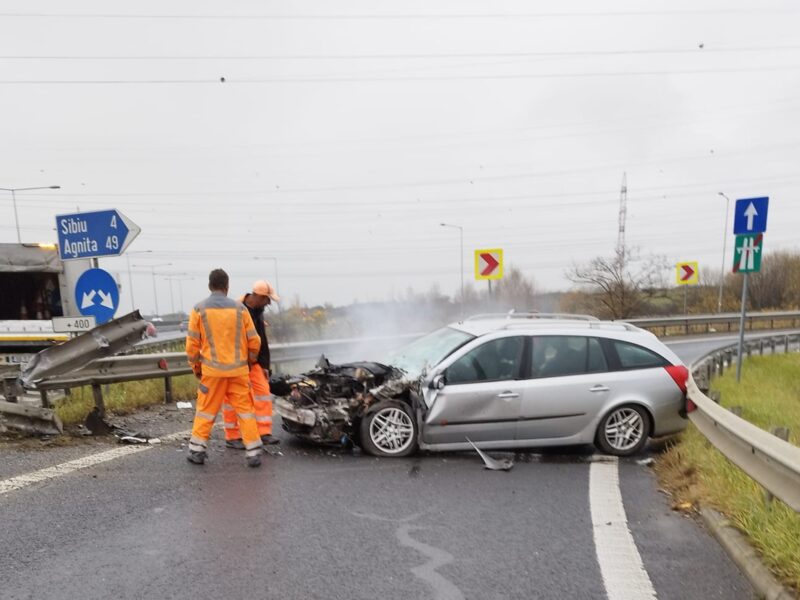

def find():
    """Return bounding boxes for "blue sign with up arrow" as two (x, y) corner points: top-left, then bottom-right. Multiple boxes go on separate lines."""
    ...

(74, 268), (119, 324)
(56, 209), (141, 261)
(733, 197), (769, 235)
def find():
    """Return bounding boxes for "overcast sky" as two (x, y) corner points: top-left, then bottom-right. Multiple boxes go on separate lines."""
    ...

(1, 0), (799, 314)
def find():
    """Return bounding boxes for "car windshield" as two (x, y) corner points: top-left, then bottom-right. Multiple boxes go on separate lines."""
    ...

(383, 326), (475, 378)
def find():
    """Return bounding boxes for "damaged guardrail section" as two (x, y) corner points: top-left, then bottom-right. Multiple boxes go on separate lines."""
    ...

(688, 333), (800, 512)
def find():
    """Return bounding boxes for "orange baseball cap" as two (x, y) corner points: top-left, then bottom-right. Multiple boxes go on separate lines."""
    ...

(252, 280), (280, 302)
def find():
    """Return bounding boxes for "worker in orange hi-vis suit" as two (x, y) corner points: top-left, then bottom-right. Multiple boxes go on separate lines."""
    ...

(223, 280), (281, 450)
(185, 269), (264, 468)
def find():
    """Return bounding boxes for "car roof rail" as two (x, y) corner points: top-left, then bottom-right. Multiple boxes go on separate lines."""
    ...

(465, 311), (599, 322)
(608, 321), (644, 332)
(499, 320), (641, 332)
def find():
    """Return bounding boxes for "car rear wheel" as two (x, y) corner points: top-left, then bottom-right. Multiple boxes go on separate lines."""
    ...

(359, 400), (418, 457)
(595, 405), (650, 456)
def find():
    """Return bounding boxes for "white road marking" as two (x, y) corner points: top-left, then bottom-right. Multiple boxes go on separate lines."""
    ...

(590, 457), (657, 600)
(0, 429), (190, 497)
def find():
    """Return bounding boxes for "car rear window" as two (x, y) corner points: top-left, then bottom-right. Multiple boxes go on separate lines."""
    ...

(612, 340), (669, 369)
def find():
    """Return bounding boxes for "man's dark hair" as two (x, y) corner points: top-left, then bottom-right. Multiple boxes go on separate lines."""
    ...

(208, 269), (229, 291)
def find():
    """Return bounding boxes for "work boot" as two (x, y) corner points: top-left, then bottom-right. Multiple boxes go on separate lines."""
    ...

(246, 454), (262, 468)
(225, 439), (245, 450)
(186, 450), (206, 465)
(260, 434), (280, 445)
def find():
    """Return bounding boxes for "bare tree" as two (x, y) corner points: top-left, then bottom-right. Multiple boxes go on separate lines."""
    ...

(493, 266), (537, 310)
(565, 247), (668, 319)
(742, 251), (800, 310)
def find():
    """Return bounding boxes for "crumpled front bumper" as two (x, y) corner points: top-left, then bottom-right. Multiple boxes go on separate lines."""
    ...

(274, 396), (316, 427)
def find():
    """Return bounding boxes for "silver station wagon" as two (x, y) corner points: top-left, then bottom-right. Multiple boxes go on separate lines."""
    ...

(274, 314), (689, 458)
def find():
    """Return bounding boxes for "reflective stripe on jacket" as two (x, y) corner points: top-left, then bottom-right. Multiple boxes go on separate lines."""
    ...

(186, 291), (260, 378)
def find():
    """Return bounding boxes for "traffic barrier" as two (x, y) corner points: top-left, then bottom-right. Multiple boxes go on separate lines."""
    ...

(688, 333), (800, 512)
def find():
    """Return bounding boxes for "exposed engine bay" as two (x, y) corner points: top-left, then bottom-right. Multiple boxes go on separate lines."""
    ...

(271, 356), (419, 447)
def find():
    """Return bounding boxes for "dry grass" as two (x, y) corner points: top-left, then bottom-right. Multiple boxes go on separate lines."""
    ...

(55, 375), (198, 425)
(656, 353), (800, 593)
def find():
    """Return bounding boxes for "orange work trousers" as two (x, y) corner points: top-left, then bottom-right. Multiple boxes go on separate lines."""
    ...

(189, 374), (263, 459)
(223, 365), (273, 440)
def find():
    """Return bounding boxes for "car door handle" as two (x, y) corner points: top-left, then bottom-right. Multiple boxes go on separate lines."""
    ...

(590, 385), (610, 393)
(497, 392), (519, 399)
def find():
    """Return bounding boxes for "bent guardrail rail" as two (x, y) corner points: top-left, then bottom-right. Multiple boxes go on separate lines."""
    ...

(688, 333), (800, 512)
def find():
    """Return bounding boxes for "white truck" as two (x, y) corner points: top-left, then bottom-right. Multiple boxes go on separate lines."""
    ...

(0, 243), (88, 366)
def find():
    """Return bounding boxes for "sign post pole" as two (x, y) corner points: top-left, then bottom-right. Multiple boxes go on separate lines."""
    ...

(736, 273), (748, 382)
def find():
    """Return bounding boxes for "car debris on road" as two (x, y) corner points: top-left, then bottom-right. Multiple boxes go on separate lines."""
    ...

(466, 437), (514, 471)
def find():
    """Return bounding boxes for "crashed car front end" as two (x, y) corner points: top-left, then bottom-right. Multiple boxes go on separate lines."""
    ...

(272, 358), (419, 447)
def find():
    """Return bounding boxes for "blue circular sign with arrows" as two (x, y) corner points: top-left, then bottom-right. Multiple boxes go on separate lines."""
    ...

(74, 268), (119, 324)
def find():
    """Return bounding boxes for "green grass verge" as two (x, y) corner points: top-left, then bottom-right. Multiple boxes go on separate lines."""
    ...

(656, 353), (800, 593)
(54, 375), (198, 426)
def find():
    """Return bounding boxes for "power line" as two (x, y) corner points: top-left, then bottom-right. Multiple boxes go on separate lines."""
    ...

(4, 64), (800, 84)
(0, 9), (793, 20)
(4, 45), (800, 60)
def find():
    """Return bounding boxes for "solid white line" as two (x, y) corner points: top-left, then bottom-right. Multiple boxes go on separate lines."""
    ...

(589, 457), (657, 600)
(0, 429), (190, 497)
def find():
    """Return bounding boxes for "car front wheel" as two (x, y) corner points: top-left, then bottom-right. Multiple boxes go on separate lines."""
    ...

(595, 404), (650, 456)
(359, 400), (418, 457)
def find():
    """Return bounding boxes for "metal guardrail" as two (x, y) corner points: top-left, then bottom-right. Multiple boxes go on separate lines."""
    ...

(688, 333), (800, 512)
(629, 311), (800, 336)
(30, 332), (424, 412)
(127, 311), (800, 361)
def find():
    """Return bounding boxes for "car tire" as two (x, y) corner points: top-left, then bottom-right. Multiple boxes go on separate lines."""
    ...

(595, 404), (650, 456)
(359, 400), (418, 458)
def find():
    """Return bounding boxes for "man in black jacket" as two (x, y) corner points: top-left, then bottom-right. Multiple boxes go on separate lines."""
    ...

(223, 280), (280, 448)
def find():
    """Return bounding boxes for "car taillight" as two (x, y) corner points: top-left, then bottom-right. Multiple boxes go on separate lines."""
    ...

(664, 365), (688, 394)
(664, 364), (694, 414)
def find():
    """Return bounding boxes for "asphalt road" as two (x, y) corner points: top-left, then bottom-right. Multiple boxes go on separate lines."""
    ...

(0, 334), (767, 600)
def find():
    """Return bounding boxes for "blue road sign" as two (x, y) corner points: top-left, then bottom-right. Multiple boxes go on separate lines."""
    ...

(74, 268), (119, 324)
(733, 196), (769, 235)
(56, 209), (141, 261)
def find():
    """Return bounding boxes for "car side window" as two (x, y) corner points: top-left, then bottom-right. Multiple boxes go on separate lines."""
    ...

(613, 341), (669, 369)
(446, 336), (525, 384)
(531, 336), (608, 378)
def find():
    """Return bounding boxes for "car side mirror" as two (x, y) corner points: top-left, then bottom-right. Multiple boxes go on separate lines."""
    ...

(430, 373), (446, 390)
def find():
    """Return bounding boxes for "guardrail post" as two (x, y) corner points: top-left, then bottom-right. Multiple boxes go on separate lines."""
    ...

(708, 390), (721, 404)
(718, 354), (725, 376)
(39, 390), (49, 409)
(786, 335), (790, 354)
(164, 376), (173, 404)
(759, 339), (764, 355)
(92, 384), (105, 418)
(765, 427), (791, 505)
(2, 378), (19, 403)
(729, 406), (743, 417)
